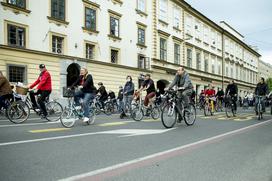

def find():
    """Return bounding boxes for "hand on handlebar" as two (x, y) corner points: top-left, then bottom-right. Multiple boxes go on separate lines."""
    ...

(177, 87), (185, 91)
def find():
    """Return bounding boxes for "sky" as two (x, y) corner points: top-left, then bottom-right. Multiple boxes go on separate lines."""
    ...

(185, 0), (272, 64)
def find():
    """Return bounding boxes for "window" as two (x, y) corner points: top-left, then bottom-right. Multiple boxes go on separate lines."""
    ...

(160, 38), (167, 61)
(7, 0), (25, 8)
(110, 16), (119, 37)
(138, 28), (145, 45)
(196, 52), (201, 70)
(218, 63), (221, 75)
(230, 67), (233, 78)
(111, 49), (119, 63)
(51, 0), (65, 21)
(86, 43), (95, 59)
(204, 55), (209, 72)
(137, 0), (145, 12)
(8, 65), (26, 83)
(159, 0), (167, 22)
(173, 7), (180, 29)
(7, 24), (25, 48)
(225, 65), (229, 77)
(85, 7), (96, 31)
(187, 49), (192, 68)
(138, 55), (147, 69)
(174, 43), (180, 64)
(52, 35), (64, 54)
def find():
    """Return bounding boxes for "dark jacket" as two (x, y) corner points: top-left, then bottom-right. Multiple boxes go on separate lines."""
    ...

(216, 90), (224, 97)
(123, 81), (134, 96)
(169, 71), (193, 90)
(98, 85), (108, 100)
(117, 89), (123, 100)
(72, 74), (96, 93)
(255, 83), (269, 96)
(0, 76), (12, 96)
(225, 84), (238, 96)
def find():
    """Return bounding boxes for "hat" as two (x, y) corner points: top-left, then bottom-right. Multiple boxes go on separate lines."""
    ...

(39, 64), (46, 69)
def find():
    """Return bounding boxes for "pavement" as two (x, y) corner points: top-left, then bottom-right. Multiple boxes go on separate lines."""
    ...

(0, 107), (272, 181)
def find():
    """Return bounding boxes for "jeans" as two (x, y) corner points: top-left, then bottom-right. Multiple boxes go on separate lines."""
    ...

(74, 90), (95, 118)
(122, 95), (133, 113)
(30, 90), (51, 116)
(255, 96), (266, 112)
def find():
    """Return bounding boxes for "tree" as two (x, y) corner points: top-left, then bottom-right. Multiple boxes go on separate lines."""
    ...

(267, 78), (272, 91)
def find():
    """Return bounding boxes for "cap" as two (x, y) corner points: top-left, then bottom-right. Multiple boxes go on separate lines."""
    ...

(39, 64), (46, 69)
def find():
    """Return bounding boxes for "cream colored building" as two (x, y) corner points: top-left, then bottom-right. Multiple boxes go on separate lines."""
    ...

(259, 60), (272, 80)
(0, 0), (261, 101)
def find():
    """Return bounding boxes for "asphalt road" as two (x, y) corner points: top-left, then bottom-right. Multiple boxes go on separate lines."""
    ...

(0, 107), (271, 181)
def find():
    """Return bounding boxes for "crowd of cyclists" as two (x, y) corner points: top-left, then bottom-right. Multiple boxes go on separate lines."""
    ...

(0, 64), (272, 127)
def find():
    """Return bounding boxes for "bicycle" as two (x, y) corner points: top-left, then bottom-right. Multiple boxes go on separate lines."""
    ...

(161, 89), (196, 129)
(215, 96), (224, 112)
(18, 90), (63, 122)
(60, 89), (96, 128)
(130, 91), (160, 121)
(225, 95), (236, 118)
(204, 96), (216, 116)
(255, 95), (265, 120)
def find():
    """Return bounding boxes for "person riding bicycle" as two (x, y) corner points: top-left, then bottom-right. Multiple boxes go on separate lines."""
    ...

(0, 71), (13, 109)
(28, 64), (52, 118)
(71, 67), (96, 123)
(166, 66), (193, 110)
(137, 74), (156, 109)
(225, 79), (238, 113)
(120, 75), (134, 118)
(254, 77), (269, 114)
(216, 88), (224, 107)
(97, 82), (108, 109)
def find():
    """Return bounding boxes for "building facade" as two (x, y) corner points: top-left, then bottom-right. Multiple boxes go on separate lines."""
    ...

(0, 0), (261, 101)
(259, 60), (272, 80)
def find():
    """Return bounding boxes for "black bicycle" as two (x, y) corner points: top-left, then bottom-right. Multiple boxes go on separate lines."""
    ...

(225, 95), (236, 118)
(161, 89), (196, 129)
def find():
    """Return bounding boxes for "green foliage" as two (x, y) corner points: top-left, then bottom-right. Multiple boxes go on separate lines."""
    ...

(267, 78), (272, 91)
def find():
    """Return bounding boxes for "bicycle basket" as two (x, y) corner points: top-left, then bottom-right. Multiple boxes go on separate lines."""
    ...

(63, 87), (74, 97)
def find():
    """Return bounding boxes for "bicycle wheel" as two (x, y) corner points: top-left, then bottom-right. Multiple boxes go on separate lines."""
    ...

(204, 103), (209, 116)
(151, 106), (160, 120)
(60, 108), (76, 128)
(95, 102), (102, 115)
(131, 106), (144, 121)
(45, 101), (63, 122)
(104, 102), (114, 116)
(184, 103), (196, 126)
(87, 108), (96, 125)
(225, 103), (232, 118)
(7, 100), (30, 124)
(161, 103), (176, 128)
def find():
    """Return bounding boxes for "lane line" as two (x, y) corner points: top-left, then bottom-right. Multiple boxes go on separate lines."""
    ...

(29, 128), (71, 133)
(0, 121), (60, 128)
(97, 122), (128, 127)
(59, 119), (272, 181)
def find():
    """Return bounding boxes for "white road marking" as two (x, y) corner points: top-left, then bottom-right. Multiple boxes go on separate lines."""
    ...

(59, 119), (272, 181)
(0, 129), (174, 146)
(0, 121), (60, 128)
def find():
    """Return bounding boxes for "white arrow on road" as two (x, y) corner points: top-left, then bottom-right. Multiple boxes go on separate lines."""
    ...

(0, 129), (175, 146)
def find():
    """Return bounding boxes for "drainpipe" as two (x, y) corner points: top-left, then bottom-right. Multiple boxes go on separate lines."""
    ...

(221, 30), (225, 90)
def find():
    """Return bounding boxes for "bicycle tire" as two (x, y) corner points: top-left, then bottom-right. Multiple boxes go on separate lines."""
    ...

(86, 109), (96, 125)
(204, 103), (209, 116)
(184, 103), (196, 126)
(7, 100), (30, 124)
(60, 108), (76, 128)
(45, 101), (63, 122)
(225, 103), (232, 118)
(151, 106), (160, 120)
(131, 106), (144, 121)
(161, 103), (176, 129)
(258, 103), (261, 120)
(104, 102), (114, 116)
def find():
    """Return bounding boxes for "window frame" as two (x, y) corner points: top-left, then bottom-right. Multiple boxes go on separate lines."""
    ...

(84, 7), (97, 32)
(174, 43), (180, 64)
(7, 0), (26, 9)
(196, 52), (201, 70)
(50, 0), (66, 21)
(159, 0), (168, 22)
(110, 48), (120, 64)
(187, 48), (192, 68)
(137, 0), (146, 13)
(7, 64), (27, 84)
(49, 32), (67, 55)
(85, 43), (95, 60)
(7, 24), (26, 48)
(160, 38), (167, 61)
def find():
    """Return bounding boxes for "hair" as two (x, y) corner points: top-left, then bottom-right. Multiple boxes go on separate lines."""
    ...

(145, 73), (151, 77)
(261, 77), (265, 82)
(81, 67), (88, 74)
(126, 75), (132, 81)
(0, 71), (2, 76)
(98, 82), (103, 86)
(179, 66), (185, 71)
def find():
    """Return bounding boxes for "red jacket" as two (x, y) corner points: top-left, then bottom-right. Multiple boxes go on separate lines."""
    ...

(30, 70), (52, 91)
(205, 89), (215, 96)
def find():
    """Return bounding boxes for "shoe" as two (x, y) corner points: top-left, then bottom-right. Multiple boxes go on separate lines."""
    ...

(89, 119), (95, 125)
(83, 117), (89, 123)
(75, 106), (81, 110)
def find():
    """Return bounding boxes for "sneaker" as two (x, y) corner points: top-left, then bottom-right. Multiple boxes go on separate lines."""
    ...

(75, 106), (81, 110)
(83, 117), (89, 123)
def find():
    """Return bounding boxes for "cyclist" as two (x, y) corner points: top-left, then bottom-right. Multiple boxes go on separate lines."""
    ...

(204, 84), (216, 112)
(166, 66), (193, 110)
(120, 75), (134, 118)
(225, 80), (238, 114)
(216, 88), (224, 109)
(71, 67), (96, 123)
(97, 82), (108, 110)
(254, 77), (269, 114)
(137, 74), (156, 109)
(28, 64), (52, 118)
(0, 71), (13, 109)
